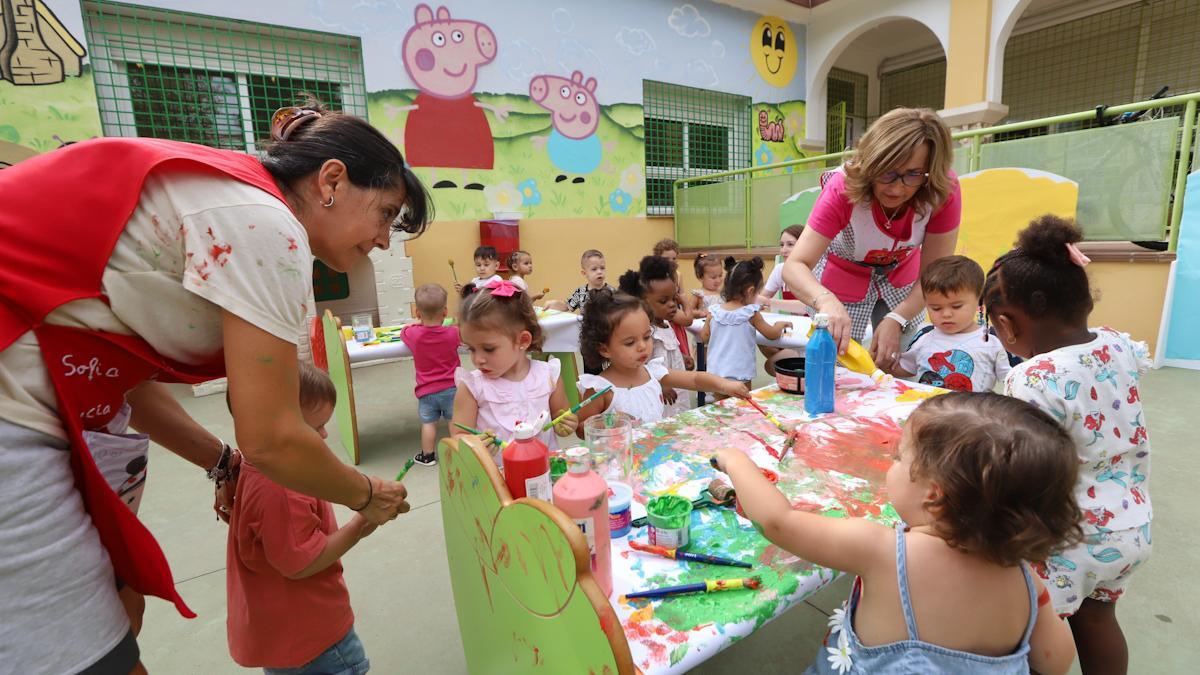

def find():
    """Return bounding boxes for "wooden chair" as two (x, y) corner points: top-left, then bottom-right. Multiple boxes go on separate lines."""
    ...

(438, 434), (634, 674)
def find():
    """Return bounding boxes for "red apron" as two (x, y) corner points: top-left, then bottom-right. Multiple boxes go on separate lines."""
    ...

(0, 138), (290, 618)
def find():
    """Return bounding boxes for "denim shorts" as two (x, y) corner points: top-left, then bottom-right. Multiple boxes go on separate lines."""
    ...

(263, 625), (369, 675)
(418, 386), (456, 424)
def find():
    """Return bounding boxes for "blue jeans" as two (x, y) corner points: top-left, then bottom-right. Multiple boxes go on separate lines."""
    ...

(264, 626), (369, 675)
(418, 386), (456, 424)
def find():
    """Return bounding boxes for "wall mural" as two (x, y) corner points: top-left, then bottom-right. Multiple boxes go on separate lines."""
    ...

(1, 0), (810, 219)
(0, 0), (100, 168)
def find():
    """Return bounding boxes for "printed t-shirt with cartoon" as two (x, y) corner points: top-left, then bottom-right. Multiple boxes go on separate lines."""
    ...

(1004, 327), (1152, 614)
(898, 326), (1011, 392)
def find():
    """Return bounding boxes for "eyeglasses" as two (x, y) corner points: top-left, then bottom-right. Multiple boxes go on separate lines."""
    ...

(875, 170), (929, 187)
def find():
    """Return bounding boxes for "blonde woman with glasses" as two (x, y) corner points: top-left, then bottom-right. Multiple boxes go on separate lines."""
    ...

(782, 108), (961, 372)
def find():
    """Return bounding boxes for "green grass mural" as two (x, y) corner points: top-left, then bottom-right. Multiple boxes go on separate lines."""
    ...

(0, 65), (101, 165)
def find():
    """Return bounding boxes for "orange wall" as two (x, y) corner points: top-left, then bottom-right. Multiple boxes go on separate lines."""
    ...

(407, 217), (674, 308)
(1089, 260), (1170, 353)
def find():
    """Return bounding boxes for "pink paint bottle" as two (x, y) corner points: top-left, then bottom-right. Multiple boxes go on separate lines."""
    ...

(552, 447), (612, 597)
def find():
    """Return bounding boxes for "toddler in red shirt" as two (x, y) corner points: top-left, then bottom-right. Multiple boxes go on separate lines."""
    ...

(402, 283), (461, 466)
(227, 363), (375, 674)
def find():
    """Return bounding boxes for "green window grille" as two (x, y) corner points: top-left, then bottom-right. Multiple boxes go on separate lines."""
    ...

(828, 67), (868, 118)
(1003, 0), (1200, 126)
(82, 0), (366, 153)
(643, 79), (751, 215)
(828, 67), (868, 149)
(312, 260), (350, 302)
(879, 59), (946, 115)
(826, 100), (847, 156)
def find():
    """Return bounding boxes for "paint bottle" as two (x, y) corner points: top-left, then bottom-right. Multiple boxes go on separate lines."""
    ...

(553, 447), (612, 597)
(501, 412), (552, 501)
(805, 313), (836, 415)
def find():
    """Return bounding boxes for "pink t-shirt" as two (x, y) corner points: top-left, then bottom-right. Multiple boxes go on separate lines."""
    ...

(807, 169), (961, 247)
(227, 462), (353, 668)
(456, 357), (562, 464)
(402, 323), (460, 398)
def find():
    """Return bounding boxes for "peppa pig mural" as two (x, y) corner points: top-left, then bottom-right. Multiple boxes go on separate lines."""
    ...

(397, 4), (508, 190)
(529, 71), (603, 183)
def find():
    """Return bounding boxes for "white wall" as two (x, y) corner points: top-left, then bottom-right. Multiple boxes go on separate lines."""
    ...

(803, 0), (951, 146)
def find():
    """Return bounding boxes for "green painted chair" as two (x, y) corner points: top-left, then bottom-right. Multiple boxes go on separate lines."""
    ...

(438, 434), (634, 674)
(321, 310), (361, 464)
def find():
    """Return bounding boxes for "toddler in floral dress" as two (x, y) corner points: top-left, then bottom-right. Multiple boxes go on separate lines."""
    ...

(985, 215), (1152, 674)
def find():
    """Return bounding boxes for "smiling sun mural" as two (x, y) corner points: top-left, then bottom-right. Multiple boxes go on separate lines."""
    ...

(750, 15), (797, 87)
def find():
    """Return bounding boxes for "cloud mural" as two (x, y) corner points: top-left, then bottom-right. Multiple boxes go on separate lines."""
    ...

(668, 4), (711, 38)
(615, 26), (656, 56)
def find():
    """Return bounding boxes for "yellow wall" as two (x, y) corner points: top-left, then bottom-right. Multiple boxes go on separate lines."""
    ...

(944, 0), (992, 109)
(408, 217), (674, 308)
(1089, 260), (1170, 353)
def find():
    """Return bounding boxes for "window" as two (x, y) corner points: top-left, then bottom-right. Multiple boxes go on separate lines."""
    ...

(643, 80), (751, 215)
(84, 0), (366, 154)
(827, 67), (869, 147)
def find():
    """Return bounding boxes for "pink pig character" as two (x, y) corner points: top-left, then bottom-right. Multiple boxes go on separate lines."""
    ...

(399, 4), (508, 189)
(530, 71), (602, 183)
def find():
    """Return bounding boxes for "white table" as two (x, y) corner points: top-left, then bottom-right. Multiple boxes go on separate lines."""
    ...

(688, 311), (812, 352)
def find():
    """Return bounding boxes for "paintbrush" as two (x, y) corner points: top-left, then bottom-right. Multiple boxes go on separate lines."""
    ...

(394, 457), (416, 482)
(628, 540), (752, 569)
(448, 258), (459, 285)
(541, 386), (613, 433)
(625, 576), (762, 600)
(743, 398), (797, 456)
(453, 422), (507, 450)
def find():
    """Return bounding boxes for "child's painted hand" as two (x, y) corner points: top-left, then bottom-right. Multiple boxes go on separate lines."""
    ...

(683, 354), (696, 370)
(713, 448), (748, 474)
(661, 388), (679, 406)
(721, 380), (751, 400)
(552, 409), (578, 437)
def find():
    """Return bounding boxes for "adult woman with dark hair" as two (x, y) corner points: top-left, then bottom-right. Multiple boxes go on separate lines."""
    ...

(0, 100), (431, 674)
(782, 108), (961, 372)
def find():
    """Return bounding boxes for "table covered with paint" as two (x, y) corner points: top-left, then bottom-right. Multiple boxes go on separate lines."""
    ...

(613, 373), (945, 673)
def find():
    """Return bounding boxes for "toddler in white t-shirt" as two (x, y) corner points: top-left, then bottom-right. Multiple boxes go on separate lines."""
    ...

(893, 255), (1010, 392)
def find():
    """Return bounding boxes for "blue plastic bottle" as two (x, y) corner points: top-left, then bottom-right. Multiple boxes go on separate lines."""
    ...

(804, 313), (836, 415)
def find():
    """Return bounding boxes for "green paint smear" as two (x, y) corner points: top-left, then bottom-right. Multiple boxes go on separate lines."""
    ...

(638, 510), (808, 633)
(646, 495), (692, 529)
(669, 643), (688, 667)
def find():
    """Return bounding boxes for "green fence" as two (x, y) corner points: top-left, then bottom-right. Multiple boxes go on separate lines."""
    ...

(675, 92), (1200, 251)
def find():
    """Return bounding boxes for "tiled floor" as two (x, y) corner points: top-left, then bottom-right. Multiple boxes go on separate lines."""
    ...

(137, 360), (1199, 673)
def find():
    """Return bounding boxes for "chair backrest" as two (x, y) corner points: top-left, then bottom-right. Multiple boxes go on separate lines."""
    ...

(438, 435), (634, 674)
(321, 310), (360, 464)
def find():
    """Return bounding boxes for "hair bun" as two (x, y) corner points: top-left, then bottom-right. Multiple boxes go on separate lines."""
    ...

(617, 269), (642, 295)
(723, 255), (738, 272)
(1016, 215), (1084, 265)
(747, 256), (764, 271)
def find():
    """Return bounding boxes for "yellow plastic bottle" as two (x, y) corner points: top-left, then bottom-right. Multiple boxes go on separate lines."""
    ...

(807, 325), (889, 384)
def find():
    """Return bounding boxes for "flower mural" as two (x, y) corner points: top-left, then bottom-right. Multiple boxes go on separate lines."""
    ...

(609, 188), (632, 213)
(518, 178), (542, 206)
(755, 142), (775, 167)
(619, 163), (644, 198)
(484, 181), (523, 213)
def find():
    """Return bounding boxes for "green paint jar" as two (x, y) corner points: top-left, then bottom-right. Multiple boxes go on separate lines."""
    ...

(549, 456), (568, 483)
(646, 494), (693, 549)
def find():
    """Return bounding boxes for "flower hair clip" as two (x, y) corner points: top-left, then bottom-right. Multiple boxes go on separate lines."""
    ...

(270, 106), (321, 142)
(484, 279), (522, 298)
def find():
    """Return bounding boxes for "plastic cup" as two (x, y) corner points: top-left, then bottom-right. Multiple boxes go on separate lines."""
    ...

(584, 412), (634, 483)
(351, 313), (374, 343)
(646, 494), (692, 549)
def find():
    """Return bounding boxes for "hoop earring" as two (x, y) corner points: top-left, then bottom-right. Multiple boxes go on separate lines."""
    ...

(1006, 336), (1017, 344)
(323, 195), (335, 208)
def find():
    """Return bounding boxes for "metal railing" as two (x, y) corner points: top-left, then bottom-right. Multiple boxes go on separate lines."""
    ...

(674, 91), (1200, 252)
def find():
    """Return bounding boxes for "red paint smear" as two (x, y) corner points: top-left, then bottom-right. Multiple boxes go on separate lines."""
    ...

(790, 416), (900, 484)
(739, 429), (781, 460)
(667, 632), (688, 644)
(210, 242), (232, 266)
(286, 236), (299, 251)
